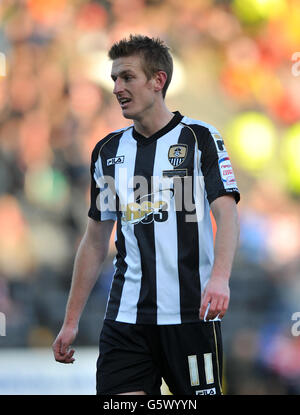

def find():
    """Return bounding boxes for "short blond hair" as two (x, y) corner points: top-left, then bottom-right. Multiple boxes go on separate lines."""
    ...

(108, 34), (173, 98)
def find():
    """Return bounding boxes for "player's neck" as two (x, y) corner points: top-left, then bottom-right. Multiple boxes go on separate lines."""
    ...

(133, 103), (174, 138)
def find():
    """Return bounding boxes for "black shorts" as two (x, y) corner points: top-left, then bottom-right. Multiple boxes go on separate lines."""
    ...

(96, 319), (223, 395)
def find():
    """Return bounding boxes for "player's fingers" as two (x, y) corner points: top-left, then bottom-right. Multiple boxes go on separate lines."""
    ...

(64, 348), (74, 358)
(218, 297), (229, 319)
(55, 356), (75, 364)
(52, 338), (64, 360)
(206, 297), (219, 320)
(210, 299), (224, 320)
(55, 349), (75, 364)
(52, 336), (63, 354)
(60, 341), (71, 355)
(68, 349), (75, 359)
(199, 292), (210, 320)
(64, 349), (75, 363)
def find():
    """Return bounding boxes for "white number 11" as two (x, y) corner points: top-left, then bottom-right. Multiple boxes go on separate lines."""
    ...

(188, 354), (214, 386)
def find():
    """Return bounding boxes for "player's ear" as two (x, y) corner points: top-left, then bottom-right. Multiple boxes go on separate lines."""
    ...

(153, 71), (167, 94)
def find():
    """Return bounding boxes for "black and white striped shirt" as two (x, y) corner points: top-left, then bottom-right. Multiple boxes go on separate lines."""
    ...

(88, 111), (240, 325)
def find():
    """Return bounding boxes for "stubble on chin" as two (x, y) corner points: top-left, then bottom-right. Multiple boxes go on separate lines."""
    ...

(122, 111), (134, 120)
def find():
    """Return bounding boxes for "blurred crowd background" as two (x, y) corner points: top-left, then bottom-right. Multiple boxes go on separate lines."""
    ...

(0, 0), (300, 395)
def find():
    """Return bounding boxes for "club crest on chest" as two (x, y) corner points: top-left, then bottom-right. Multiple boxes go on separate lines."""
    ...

(168, 144), (188, 167)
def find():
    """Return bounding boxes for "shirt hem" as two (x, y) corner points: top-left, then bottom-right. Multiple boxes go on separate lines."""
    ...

(104, 313), (221, 325)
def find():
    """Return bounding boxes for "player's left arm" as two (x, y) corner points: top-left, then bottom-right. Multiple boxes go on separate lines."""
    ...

(199, 195), (240, 321)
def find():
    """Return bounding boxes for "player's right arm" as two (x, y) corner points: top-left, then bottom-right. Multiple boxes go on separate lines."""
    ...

(52, 217), (115, 364)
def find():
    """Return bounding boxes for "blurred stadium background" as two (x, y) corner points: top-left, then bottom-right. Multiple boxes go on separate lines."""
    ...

(0, 0), (300, 395)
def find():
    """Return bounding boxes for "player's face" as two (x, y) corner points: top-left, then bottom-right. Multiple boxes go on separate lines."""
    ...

(111, 55), (156, 120)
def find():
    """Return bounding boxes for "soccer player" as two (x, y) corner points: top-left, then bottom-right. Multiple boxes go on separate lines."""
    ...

(52, 35), (240, 395)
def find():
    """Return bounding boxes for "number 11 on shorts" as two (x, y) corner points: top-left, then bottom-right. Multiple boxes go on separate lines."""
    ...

(188, 354), (214, 386)
(203, 353), (214, 384)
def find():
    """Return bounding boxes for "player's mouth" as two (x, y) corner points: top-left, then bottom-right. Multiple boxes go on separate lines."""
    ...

(118, 97), (132, 109)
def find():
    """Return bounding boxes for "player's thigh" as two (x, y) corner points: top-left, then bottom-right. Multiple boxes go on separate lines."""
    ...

(159, 321), (223, 395)
(96, 320), (161, 395)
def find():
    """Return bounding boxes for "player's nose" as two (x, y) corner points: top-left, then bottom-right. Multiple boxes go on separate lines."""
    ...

(113, 78), (124, 95)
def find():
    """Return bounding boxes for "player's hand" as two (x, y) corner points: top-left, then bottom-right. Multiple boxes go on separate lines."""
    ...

(52, 325), (78, 364)
(199, 278), (230, 321)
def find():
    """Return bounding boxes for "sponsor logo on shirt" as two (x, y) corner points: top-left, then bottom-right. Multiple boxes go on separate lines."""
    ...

(162, 169), (187, 178)
(107, 156), (125, 166)
(121, 189), (174, 225)
(212, 134), (227, 153)
(218, 156), (237, 188)
(195, 387), (216, 395)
